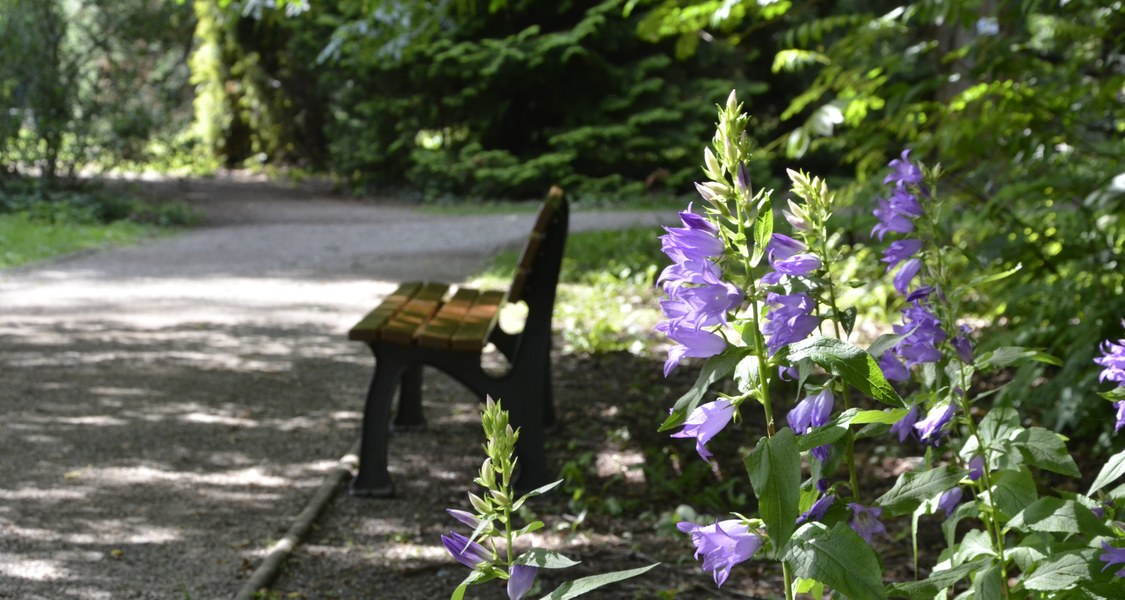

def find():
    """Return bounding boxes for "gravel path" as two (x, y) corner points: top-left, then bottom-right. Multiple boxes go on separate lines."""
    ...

(0, 176), (671, 599)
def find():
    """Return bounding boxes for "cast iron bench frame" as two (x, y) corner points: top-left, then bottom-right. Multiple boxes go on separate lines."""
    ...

(347, 192), (567, 497)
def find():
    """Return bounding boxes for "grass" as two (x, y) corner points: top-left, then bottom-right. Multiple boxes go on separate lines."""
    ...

(0, 182), (199, 270)
(0, 212), (155, 269)
(472, 226), (666, 354)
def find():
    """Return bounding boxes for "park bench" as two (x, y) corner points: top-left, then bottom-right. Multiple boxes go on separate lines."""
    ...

(347, 189), (568, 497)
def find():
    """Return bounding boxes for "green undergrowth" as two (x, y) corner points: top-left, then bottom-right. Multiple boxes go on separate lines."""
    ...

(0, 183), (199, 270)
(472, 226), (666, 354)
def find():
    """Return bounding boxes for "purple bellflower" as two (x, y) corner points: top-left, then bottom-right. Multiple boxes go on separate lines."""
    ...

(763, 292), (819, 355)
(893, 258), (923, 296)
(659, 259), (723, 292)
(661, 279), (743, 330)
(882, 239), (922, 271)
(879, 352), (910, 382)
(1099, 542), (1125, 577)
(677, 519), (763, 587)
(890, 405), (921, 443)
(1095, 335), (1125, 386)
(888, 184), (924, 217)
(660, 208), (724, 264)
(968, 455), (985, 481)
(797, 494), (835, 525)
(446, 509), (479, 528)
(893, 302), (947, 367)
(884, 150), (924, 187)
(671, 399), (736, 462)
(914, 403), (955, 445)
(937, 487), (963, 517)
(655, 321), (727, 377)
(761, 234), (821, 284)
(441, 531), (492, 569)
(508, 565), (538, 600)
(952, 324), (974, 364)
(847, 503), (887, 543)
(871, 197), (916, 240)
(787, 390), (835, 434)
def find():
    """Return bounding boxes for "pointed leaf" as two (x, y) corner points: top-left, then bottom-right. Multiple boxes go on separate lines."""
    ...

(660, 348), (749, 431)
(784, 337), (904, 407)
(746, 428), (801, 550)
(514, 548), (580, 569)
(751, 196), (773, 268)
(887, 558), (990, 599)
(537, 563), (659, 599)
(1089, 449), (1125, 496)
(783, 522), (886, 600)
(1023, 549), (1096, 591)
(513, 480), (564, 510)
(876, 465), (966, 516)
(1012, 428), (1080, 478)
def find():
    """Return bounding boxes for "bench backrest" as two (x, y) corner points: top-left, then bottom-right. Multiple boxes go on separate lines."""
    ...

(508, 187), (568, 309)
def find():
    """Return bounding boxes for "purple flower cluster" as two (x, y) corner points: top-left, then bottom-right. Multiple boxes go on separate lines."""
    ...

(442, 513), (538, 599)
(677, 519), (763, 587)
(798, 479), (835, 525)
(763, 292), (818, 355)
(871, 150), (966, 381)
(761, 234), (821, 284)
(656, 207), (742, 376)
(787, 389), (834, 462)
(1095, 331), (1125, 432)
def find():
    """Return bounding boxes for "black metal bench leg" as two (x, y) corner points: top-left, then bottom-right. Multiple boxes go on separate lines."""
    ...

(508, 392), (551, 494)
(394, 365), (426, 430)
(542, 361), (556, 427)
(350, 352), (406, 498)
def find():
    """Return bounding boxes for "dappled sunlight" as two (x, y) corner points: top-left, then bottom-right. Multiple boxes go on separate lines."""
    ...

(0, 554), (68, 581)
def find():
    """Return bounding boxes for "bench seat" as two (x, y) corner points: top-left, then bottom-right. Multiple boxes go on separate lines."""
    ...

(348, 282), (506, 352)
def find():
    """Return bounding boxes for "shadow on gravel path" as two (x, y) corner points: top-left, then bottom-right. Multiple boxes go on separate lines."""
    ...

(0, 176), (675, 599)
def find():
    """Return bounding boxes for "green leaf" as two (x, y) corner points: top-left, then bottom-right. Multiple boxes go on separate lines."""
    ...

(990, 467), (1038, 520)
(887, 558), (990, 599)
(1006, 498), (1105, 535)
(785, 336), (904, 407)
(513, 479), (564, 510)
(514, 548), (580, 569)
(1088, 449), (1125, 496)
(751, 196), (773, 268)
(537, 563), (659, 599)
(851, 408), (908, 425)
(965, 262), (1022, 288)
(1023, 549), (1096, 592)
(1013, 428), (1080, 478)
(975, 346), (1062, 370)
(451, 569), (489, 600)
(876, 465), (966, 516)
(971, 563), (1003, 600)
(978, 406), (1020, 445)
(745, 428), (801, 549)
(1099, 387), (1125, 401)
(660, 348), (749, 431)
(783, 522), (886, 600)
(733, 355), (761, 397)
(953, 529), (997, 562)
(866, 330), (913, 359)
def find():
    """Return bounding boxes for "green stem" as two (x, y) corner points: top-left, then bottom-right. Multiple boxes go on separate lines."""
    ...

(957, 369), (1010, 599)
(817, 235), (861, 501)
(782, 561), (795, 600)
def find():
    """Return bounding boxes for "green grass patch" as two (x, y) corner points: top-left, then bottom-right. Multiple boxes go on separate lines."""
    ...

(0, 181), (199, 270)
(473, 226), (666, 354)
(0, 212), (154, 269)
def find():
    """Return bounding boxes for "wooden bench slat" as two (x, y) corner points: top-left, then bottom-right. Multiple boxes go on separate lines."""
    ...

(377, 282), (450, 343)
(449, 290), (507, 351)
(348, 282), (423, 341)
(417, 288), (481, 349)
